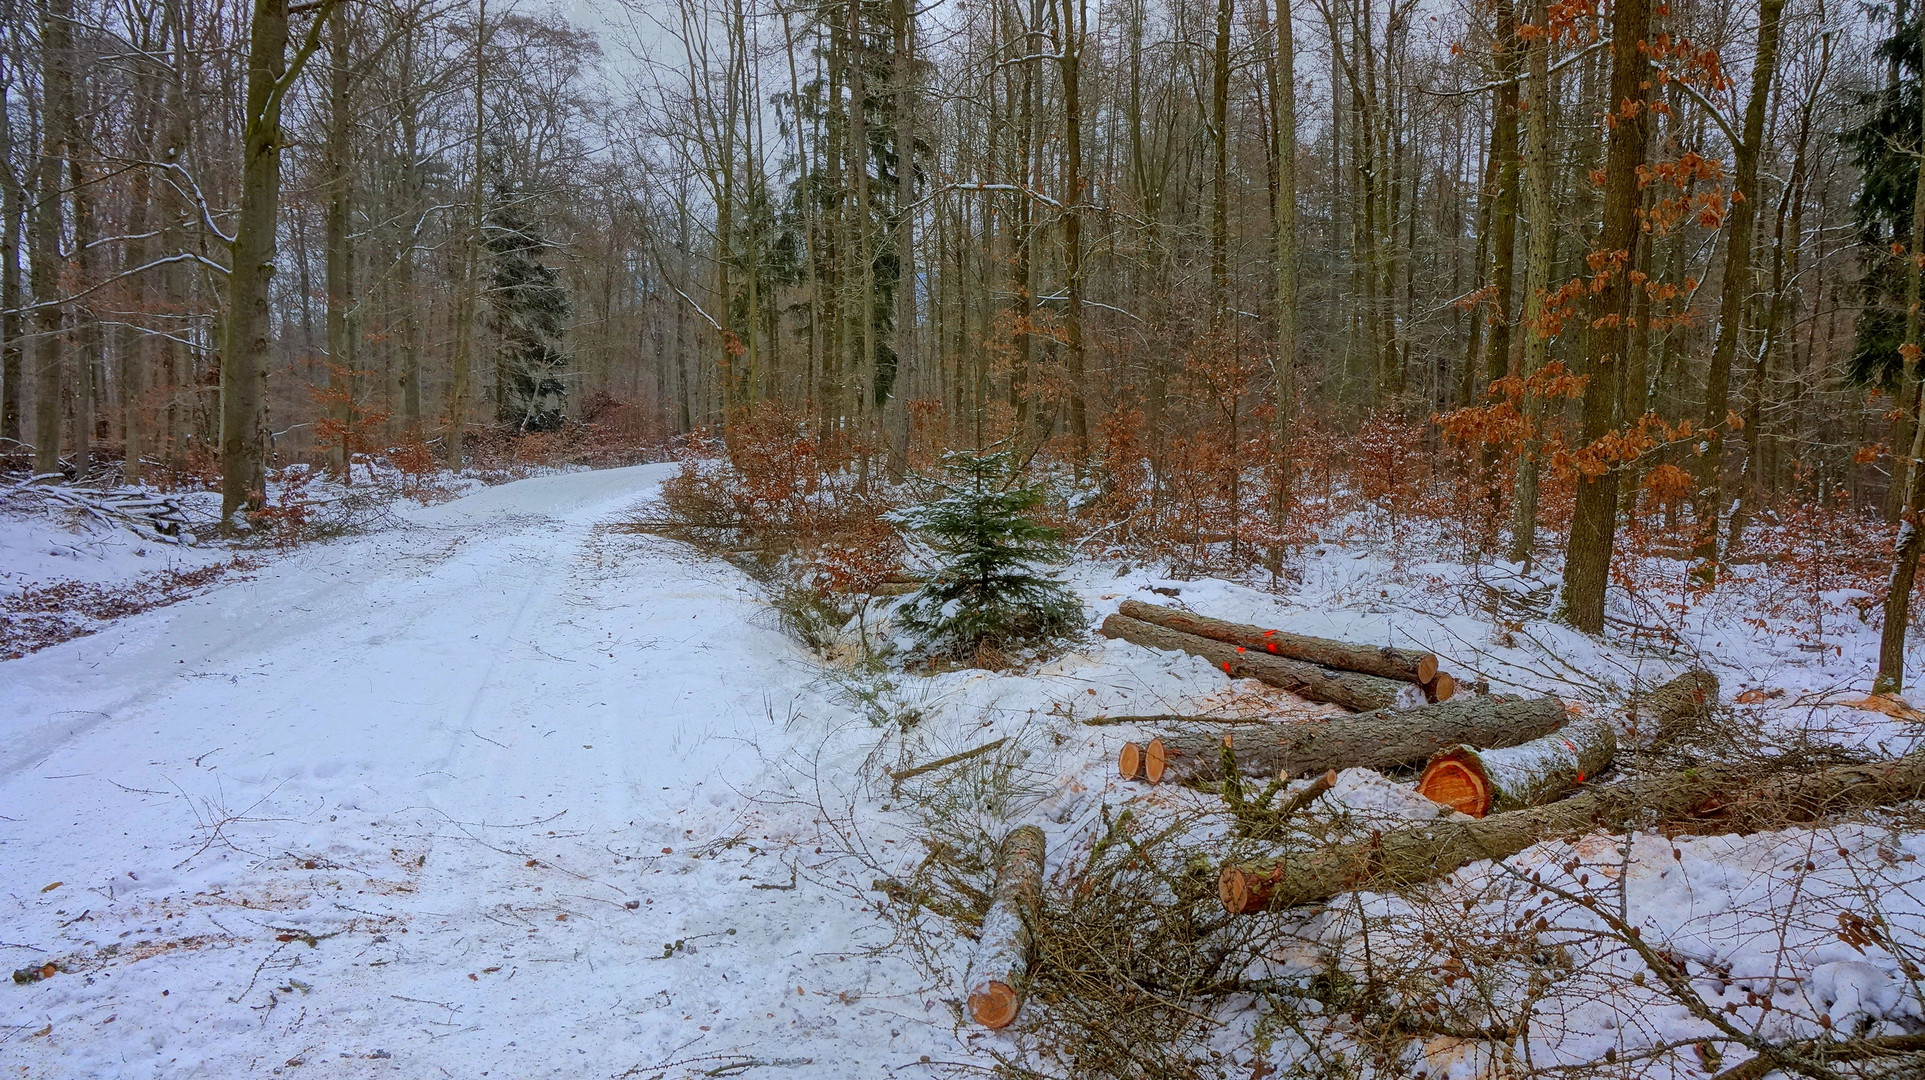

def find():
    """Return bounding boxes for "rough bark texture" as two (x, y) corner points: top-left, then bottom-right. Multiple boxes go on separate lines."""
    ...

(1419, 717), (1617, 817)
(1100, 614), (1426, 713)
(1117, 599), (1439, 684)
(1628, 669), (1720, 747)
(1693, 0), (1787, 567)
(1126, 694), (1565, 785)
(967, 824), (1045, 1028)
(30, 0), (73, 478)
(1558, 0), (1655, 631)
(1219, 747), (1925, 914)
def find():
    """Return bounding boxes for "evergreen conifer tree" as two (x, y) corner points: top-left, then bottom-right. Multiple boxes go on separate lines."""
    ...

(1845, 6), (1923, 389)
(484, 171), (572, 431)
(895, 447), (1084, 659)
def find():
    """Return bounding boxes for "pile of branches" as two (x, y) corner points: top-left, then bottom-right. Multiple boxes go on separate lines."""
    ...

(2, 477), (200, 544)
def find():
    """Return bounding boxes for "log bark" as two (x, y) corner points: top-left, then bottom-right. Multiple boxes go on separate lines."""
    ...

(1418, 718), (1617, 817)
(1117, 599), (1439, 684)
(1219, 747), (1925, 914)
(967, 825), (1045, 1028)
(1124, 695), (1565, 785)
(1100, 614), (1426, 713)
(1627, 668), (1719, 747)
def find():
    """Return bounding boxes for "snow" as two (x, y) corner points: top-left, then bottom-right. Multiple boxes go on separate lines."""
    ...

(0, 465), (951, 1077)
(5, 468), (1925, 1077)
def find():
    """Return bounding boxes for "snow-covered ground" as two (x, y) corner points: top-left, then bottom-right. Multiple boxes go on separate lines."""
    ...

(0, 465), (958, 1078)
(5, 465), (1923, 1078)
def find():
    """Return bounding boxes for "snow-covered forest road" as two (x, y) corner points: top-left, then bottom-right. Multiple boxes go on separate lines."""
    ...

(1, 465), (943, 1078)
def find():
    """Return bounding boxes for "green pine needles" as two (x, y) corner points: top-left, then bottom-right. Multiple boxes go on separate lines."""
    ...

(894, 447), (1085, 661)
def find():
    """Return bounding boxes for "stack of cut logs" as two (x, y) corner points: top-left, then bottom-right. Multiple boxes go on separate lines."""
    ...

(963, 599), (1925, 1031)
(1104, 600), (1719, 824)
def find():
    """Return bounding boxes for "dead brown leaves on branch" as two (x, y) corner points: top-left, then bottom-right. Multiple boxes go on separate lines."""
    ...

(651, 403), (905, 594)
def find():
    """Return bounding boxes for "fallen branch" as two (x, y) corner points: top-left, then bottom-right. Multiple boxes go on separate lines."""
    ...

(1082, 714), (1277, 727)
(1218, 746), (1925, 914)
(1122, 695), (1566, 785)
(967, 825), (1045, 1028)
(1100, 614), (1425, 713)
(1710, 1033), (1925, 1080)
(890, 738), (1008, 784)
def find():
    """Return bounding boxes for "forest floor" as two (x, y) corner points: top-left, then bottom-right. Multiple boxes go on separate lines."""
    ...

(2, 464), (1922, 1078)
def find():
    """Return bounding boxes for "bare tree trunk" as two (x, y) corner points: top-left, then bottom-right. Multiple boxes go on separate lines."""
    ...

(1266, 0), (1297, 534)
(448, 0), (484, 468)
(1559, 0), (1655, 632)
(1876, 12), (1925, 695)
(1209, 0), (1232, 328)
(69, 124), (99, 479)
(887, 0), (917, 471)
(118, 49), (159, 485)
(1693, 0), (1787, 573)
(1506, 0), (1554, 566)
(0, 54), (23, 446)
(30, 0), (73, 480)
(1054, 0), (1089, 463)
(324, 0), (355, 477)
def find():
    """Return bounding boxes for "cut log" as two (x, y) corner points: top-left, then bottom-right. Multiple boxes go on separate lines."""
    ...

(1137, 695), (1566, 785)
(967, 825), (1046, 1028)
(1418, 718), (1617, 817)
(1218, 747), (1925, 914)
(1119, 741), (1144, 780)
(1423, 671), (1458, 704)
(1628, 668), (1719, 747)
(1117, 599), (1439, 684)
(1100, 614), (1425, 713)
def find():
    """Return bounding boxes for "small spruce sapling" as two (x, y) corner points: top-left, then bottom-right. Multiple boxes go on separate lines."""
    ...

(894, 447), (1084, 659)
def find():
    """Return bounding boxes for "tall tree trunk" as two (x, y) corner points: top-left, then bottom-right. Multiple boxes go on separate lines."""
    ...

(1266, 0), (1297, 532)
(448, 0), (484, 468)
(30, 0), (73, 480)
(69, 125), (98, 479)
(1692, 0), (1786, 572)
(1874, 7), (1925, 694)
(1558, 0), (1655, 632)
(1507, 0), (1555, 565)
(0, 56), (22, 446)
(1482, 0), (1521, 391)
(118, 48), (159, 485)
(887, 0), (917, 472)
(324, 0), (355, 477)
(847, 0), (873, 437)
(223, 0), (335, 520)
(1209, 0), (1232, 328)
(1056, 0), (1088, 462)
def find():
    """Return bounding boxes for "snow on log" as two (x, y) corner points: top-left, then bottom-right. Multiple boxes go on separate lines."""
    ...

(1417, 718), (1617, 817)
(1123, 694), (1566, 785)
(1116, 599), (1441, 686)
(967, 825), (1046, 1029)
(1099, 614), (1426, 714)
(1217, 747), (1925, 914)
(1626, 669), (1719, 747)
